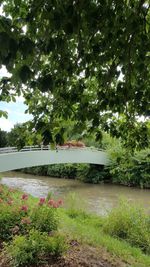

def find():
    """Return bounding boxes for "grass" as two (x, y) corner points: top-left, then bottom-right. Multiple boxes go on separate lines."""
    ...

(57, 208), (150, 267)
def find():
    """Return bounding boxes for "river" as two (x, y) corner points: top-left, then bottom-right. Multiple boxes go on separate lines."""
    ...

(1, 171), (150, 215)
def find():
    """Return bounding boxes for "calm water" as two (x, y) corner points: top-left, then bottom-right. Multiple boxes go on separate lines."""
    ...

(1, 171), (150, 215)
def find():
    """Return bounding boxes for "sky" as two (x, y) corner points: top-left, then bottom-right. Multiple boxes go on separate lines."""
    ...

(0, 7), (32, 132)
(0, 66), (32, 132)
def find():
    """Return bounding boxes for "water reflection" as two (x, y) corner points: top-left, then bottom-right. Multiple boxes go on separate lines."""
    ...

(1, 171), (150, 215)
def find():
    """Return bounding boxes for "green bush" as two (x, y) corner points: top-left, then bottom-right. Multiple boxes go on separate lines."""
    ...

(47, 164), (77, 178)
(77, 164), (109, 184)
(0, 204), (22, 240)
(21, 165), (48, 176)
(0, 185), (60, 240)
(21, 163), (109, 184)
(108, 147), (150, 188)
(31, 205), (58, 233)
(103, 200), (150, 254)
(7, 230), (67, 267)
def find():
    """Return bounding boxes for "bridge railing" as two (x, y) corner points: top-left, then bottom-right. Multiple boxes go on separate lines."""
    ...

(0, 146), (105, 154)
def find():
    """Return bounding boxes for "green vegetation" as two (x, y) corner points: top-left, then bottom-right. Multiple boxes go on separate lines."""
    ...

(103, 199), (150, 253)
(6, 230), (66, 267)
(59, 210), (150, 267)
(0, 184), (66, 266)
(108, 147), (150, 188)
(0, 1), (150, 149)
(0, 184), (150, 267)
(0, 129), (8, 148)
(20, 163), (109, 184)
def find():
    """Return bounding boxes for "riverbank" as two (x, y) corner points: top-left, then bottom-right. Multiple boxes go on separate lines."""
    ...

(0, 184), (150, 267)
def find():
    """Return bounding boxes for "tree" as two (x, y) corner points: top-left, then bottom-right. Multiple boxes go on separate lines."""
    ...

(0, 129), (8, 147)
(7, 123), (42, 149)
(0, 0), (150, 149)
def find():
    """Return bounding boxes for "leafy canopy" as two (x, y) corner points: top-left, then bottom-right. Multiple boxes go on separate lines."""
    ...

(0, 0), (150, 149)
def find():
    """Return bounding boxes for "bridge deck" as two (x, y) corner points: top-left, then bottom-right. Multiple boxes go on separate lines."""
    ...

(0, 147), (109, 172)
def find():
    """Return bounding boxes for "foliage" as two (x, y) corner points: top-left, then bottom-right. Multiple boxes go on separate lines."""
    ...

(0, 185), (22, 240)
(0, 204), (21, 240)
(77, 164), (109, 184)
(6, 230), (66, 267)
(0, 185), (62, 241)
(31, 205), (58, 233)
(1, 184), (150, 267)
(21, 163), (77, 178)
(59, 204), (150, 266)
(103, 199), (150, 254)
(21, 162), (110, 184)
(108, 147), (150, 188)
(7, 122), (42, 149)
(47, 164), (77, 179)
(0, 129), (8, 147)
(0, 1), (149, 149)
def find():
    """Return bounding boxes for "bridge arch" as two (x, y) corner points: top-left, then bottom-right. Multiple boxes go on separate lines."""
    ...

(0, 147), (109, 173)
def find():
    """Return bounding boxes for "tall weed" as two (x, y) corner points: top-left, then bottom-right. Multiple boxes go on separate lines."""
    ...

(103, 199), (150, 253)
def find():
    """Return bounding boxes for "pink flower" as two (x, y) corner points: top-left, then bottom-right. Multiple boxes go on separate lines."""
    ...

(38, 197), (45, 205)
(48, 199), (63, 208)
(53, 202), (59, 208)
(21, 217), (31, 225)
(21, 194), (28, 200)
(20, 205), (28, 212)
(48, 199), (55, 206)
(57, 199), (63, 206)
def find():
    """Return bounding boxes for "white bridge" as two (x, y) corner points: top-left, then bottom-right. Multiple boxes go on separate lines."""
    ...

(0, 146), (109, 173)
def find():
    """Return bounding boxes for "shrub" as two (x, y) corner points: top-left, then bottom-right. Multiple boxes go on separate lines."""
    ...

(21, 163), (110, 184)
(0, 204), (22, 240)
(6, 230), (67, 267)
(103, 199), (150, 254)
(77, 164), (109, 184)
(47, 164), (77, 178)
(31, 205), (58, 233)
(108, 148), (150, 188)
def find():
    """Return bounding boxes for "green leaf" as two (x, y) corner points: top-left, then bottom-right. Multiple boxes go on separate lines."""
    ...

(39, 75), (54, 92)
(18, 65), (32, 83)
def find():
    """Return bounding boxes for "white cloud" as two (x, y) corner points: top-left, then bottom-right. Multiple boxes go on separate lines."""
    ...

(0, 118), (13, 132)
(0, 5), (4, 15)
(0, 101), (33, 131)
(0, 65), (11, 78)
(15, 96), (25, 103)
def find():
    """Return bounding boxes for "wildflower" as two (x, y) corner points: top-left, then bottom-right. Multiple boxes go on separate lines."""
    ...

(38, 197), (45, 205)
(0, 198), (3, 203)
(48, 199), (55, 206)
(57, 199), (63, 206)
(21, 217), (31, 225)
(53, 202), (59, 208)
(20, 205), (28, 212)
(21, 193), (28, 200)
